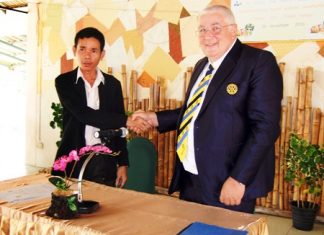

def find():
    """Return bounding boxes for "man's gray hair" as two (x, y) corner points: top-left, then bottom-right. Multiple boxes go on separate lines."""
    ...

(200, 5), (236, 24)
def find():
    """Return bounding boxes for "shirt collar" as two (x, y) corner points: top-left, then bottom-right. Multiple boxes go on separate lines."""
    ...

(75, 67), (105, 85)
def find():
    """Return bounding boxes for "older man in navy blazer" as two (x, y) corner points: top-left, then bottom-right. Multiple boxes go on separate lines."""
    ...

(131, 5), (283, 213)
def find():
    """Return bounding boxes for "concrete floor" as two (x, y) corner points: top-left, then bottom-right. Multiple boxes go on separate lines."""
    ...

(265, 214), (324, 235)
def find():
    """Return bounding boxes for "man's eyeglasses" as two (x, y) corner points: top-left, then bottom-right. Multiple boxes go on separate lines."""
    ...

(196, 24), (234, 36)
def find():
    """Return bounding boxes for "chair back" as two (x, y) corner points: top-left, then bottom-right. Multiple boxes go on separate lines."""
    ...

(124, 137), (157, 193)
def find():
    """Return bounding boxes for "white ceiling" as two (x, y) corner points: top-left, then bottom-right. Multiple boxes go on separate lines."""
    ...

(0, 1), (27, 69)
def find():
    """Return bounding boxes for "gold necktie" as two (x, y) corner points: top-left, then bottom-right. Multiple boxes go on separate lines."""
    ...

(176, 64), (214, 161)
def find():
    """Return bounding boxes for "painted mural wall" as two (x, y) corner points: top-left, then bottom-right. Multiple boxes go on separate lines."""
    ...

(26, 0), (324, 168)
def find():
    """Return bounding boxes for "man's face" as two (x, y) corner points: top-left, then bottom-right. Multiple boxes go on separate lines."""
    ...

(198, 11), (237, 61)
(73, 37), (105, 72)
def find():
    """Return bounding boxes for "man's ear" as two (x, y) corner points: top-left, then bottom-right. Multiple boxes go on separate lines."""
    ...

(72, 46), (76, 55)
(100, 50), (106, 60)
(229, 24), (238, 38)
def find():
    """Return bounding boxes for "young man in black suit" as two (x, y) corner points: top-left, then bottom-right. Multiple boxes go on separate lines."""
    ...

(51, 27), (148, 187)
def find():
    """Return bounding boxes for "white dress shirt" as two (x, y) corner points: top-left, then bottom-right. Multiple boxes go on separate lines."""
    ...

(76, 67), (105, 146)
(182, 41), (236, 174)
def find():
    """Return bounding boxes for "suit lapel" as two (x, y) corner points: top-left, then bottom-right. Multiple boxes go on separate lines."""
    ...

(73, 68), (87, 106)
(177, 58), (208, 126)
(198, 40), (242, 116)
(98, 81), (106, 110)
(185, 57), (208, 97)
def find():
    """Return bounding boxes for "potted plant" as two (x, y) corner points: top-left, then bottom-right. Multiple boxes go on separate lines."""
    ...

(284, 133), (324, 231)
(46, 145), (119, 219)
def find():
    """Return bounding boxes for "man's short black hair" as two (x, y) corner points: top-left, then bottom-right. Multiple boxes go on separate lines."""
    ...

(74, 27), (105, 51)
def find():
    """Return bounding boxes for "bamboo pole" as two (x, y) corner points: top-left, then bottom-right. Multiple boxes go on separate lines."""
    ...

(266, 192), (272, 208)
(296, 110), (304, 137)
(121, 65), (128, 109)
(128, 70), (134, 112)
(305, 67), (313, 109)
(311, 108), (321, 145)
(278, 62), (286, 75)
(291, 71), (303, 202)
(157, 131), (165, 187)
(132, 70), (138, 111)
(321, 181), (324, 216)
(302, 67), (313, 141)
(183, 72), (188, 101)
(107, 67), (113, 75)
(303, 108), (311, 141)
(142, 99), (151, 141)
(157, 78), (168, 188)
(296, 68), (306, 136)
(279, 106), (287, 210)
(168, 99), (177, 187)
(319, 113), (324, 147)
(137, 100), (144, 138)
(256, 198), (261, 207)
(284, 97), (292, 210)
(319, 113), (324, 216)
(159, 78), (166, 111)
(291, 98), (298, 133)
(163, 131), (170, 188)
(149, 78), (162, 186)
(149, 84), (154, 111)
(154, 77), (161, 111)
(295, 68), (308, 202)
(163, 99), (170, 187)
(277, 62), (287, 210)
(260, 197), (266, 207)
(183, 67), (193, 100)
(272, 137), (280, 209)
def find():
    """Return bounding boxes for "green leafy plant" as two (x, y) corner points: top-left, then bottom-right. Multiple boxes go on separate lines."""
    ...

(67, 196), (78, 212)
(284, 133), (324, 209)
(50, 102), (63, 147)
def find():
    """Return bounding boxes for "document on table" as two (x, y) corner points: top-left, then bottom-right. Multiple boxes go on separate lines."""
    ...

(178, 222), (248, 235)
(0, 183), (55, 203)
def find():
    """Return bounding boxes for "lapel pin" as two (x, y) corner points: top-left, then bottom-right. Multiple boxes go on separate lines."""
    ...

(226, 83), (238, 95)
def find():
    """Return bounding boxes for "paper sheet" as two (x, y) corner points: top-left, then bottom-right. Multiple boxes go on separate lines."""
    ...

(0, 183), (54, 204)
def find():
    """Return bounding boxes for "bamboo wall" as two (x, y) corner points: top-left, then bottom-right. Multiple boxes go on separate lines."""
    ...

(108, 64), (324, 217)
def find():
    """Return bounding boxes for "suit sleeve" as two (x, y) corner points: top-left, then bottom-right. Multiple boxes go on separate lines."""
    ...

(156, 108), (182, 133)
(230, 51), (283, 185)
(55, 75), (127, 130)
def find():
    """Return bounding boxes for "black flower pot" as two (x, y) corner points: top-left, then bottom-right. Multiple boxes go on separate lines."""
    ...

(46, 192), (79, 219)
(290, 200), (319, 231)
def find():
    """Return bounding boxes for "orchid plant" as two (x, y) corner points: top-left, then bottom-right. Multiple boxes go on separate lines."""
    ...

(49, 145), (119, 195)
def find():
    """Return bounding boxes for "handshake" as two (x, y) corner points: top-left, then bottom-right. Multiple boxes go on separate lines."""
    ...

(126, 110), (158, 134)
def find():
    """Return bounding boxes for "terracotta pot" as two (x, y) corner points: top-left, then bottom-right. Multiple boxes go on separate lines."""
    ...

(46, 192), (79, 219)
(290, 200), (319, 231)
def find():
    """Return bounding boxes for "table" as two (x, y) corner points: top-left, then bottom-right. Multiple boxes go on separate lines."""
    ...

(0, 174), (268, 235)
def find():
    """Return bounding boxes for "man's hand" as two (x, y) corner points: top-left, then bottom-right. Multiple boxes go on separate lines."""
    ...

(132, 110), (158, 127)
(115, 166), (127, 188)
(126, 115), (151, 134)
(127, 110), (158, 133)
(220, 177), (245, 206)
